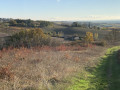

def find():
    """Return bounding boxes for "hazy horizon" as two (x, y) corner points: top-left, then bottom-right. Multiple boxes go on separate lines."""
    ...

(1, 0), (120, 21)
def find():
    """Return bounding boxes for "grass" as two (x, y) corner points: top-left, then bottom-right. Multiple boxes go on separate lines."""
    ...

(108, 47), (120, 90)
(55, 46), (120, 90)
(0, 46), (105, 90)
(0, 44), (120, 90)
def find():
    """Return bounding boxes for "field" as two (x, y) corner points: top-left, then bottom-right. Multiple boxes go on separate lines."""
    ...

(0, 43), (120, 90)
(64, 46), (120, 90)
(0, 45), (107, 90)
(0, 22), (113, 40)
(42, 25), (110, 39)
(0, 21), (120, 90)
(1, 0), (120, 89)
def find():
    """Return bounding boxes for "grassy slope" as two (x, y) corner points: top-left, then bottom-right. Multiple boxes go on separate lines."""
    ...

(55, 46), (120, 90)
(109, 47), (120, 90)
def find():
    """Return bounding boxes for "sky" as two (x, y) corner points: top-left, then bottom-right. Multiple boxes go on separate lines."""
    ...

(0, 0), (120, 21)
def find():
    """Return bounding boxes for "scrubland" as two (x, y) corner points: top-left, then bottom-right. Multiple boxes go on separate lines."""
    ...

(0, 20), (119, 90)
(0, 45), (106, 90)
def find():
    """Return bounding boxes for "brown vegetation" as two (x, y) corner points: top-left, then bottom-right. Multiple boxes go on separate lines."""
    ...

(0, 45), (106, 90)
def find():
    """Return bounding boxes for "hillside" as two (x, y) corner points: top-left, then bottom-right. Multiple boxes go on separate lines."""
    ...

(0, 19), (120, 90)
(42, 26), (109, 39)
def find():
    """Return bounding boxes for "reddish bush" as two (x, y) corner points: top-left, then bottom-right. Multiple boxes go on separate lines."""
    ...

(0, 66), (14, 80)
(55, 45), (67, 51)
(40, 46), (53, 51)
(55, 45), (85, 51)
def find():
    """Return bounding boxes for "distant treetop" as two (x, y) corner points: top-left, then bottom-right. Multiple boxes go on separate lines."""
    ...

(8, 19), (53, 28)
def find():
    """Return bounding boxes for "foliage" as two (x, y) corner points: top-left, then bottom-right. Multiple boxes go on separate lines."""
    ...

(93, 40), (107, 46)
(94, 33), (98, 40)
(9, 19), (53, 27)
(8, 28), (50, 47)
(0, 44), (106, 90)
(100, 40), (107, 46)
(47, 31), (64, 37)
(71, 22), (90, 28)
(105, 29), (120, 43)
(0, 65), (14, 81)
(61, 46), (120, 90)
(72, 22), (81, 27)
(84, 32), (94, 44)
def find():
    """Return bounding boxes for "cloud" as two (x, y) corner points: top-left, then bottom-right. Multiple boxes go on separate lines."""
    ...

(41, 15), (120, 21)
(5, 15), (120, 21)
(88, 15), (120, 20)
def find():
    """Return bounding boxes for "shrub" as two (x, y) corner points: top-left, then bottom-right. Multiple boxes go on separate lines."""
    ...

(9, 19), (53, 27)
(83, 32), (94, 45)
(94, 33), (99, 40)
(105, 29), (120, 43)
(100, 40), (107, 46)
(8, 28), (50, 48)
(0, 66), (14, 80)
(93, 40), (107, 46)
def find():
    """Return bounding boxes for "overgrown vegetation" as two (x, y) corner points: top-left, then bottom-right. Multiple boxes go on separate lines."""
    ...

(0, 18), (120, 90)
(0, 45), (105, 90)
(84, 32), (94, 45)
(71, 22), (101, 30)
(56, 46), (120, 90)
(9, 19), (53, 27)
(7, 28), (50, 47)
(105, 29), (120, 43)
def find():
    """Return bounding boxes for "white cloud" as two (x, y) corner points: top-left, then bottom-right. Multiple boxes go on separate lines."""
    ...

(42, 15), (120, 21)
(2, 15), (120, 21)
(88, 15), (120, 20)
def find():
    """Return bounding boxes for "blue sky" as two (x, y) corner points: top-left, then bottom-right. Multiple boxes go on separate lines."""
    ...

(0, 0), (120, 21)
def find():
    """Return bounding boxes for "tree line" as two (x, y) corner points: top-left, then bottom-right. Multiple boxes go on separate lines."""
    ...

(71, 22), (100, 30)
(9, 19), (53, 27)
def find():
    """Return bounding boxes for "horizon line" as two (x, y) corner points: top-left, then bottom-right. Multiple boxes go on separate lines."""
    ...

(1, 17), (120, 22)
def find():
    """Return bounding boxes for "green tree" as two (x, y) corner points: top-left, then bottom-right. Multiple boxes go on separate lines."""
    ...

(9, 20), (17, 26)
(72, 22), (81, 27)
